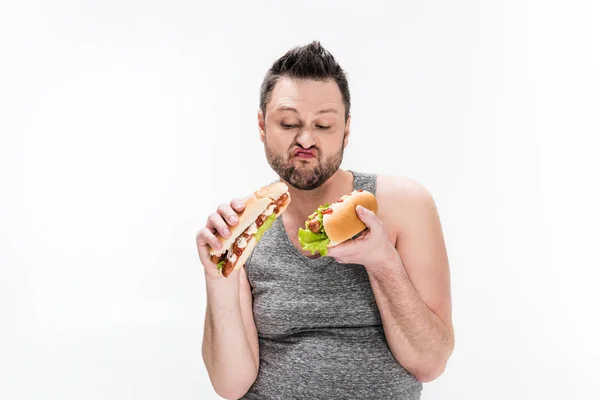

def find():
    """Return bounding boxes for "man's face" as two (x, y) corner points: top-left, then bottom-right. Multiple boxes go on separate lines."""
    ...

(259, 77), (350, 191)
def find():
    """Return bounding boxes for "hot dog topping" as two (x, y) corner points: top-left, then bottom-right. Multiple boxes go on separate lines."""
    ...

(215, 192), (288, 276)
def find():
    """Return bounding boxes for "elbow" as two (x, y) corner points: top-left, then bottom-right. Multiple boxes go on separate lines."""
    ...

(409, 340), (455, 383)
(215, 387), (251, 400)
(412, 360), (448, 383)
(201, 345), (259, 399)
(206, 363), (258, 400)
(211, 372), (257, 400)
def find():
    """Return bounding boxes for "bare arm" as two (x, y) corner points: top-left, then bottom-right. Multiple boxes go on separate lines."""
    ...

(326, 177), (454, 382)
(198, 199), (260, 399)
(368, 179), (454, 382)
(202, 267), (259, 399)
(367, 255), (454, 382)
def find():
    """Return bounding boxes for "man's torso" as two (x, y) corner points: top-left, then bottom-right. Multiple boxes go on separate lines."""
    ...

(241, 171), (422, 399)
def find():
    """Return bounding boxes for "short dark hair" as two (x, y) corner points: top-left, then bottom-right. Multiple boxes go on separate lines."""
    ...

(259, 41), (351, 121)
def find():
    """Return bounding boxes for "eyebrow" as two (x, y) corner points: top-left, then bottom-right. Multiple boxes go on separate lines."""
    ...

(276, 106), (338, 114)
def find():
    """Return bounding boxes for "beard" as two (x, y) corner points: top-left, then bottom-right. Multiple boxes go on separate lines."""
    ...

(264, 138), (344, 191)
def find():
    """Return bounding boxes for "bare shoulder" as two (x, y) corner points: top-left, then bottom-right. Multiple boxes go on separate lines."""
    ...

(376, 174), (432, 197)
(376, 175), (437, 223)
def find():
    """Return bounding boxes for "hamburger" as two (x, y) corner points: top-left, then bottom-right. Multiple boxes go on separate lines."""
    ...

(209, 181), (291, 277)
(298, 189), (378, 257)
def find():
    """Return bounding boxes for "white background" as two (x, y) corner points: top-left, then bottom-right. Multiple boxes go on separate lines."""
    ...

(1, 1), (599, 399)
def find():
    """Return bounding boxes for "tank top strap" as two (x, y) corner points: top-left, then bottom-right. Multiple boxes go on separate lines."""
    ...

(349, 170), (378, 195)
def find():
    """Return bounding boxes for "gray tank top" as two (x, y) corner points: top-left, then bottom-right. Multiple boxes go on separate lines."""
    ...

(241, 171), (423, 399)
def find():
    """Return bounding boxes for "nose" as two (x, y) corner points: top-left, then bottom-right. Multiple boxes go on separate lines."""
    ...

(296, 128), (316, 149)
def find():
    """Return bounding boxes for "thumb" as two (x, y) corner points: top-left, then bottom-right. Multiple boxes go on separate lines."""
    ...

(356, 205), (386, 234)
(356, 205), (377, 226)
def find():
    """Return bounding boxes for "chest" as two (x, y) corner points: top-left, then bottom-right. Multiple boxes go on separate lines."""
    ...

(246, 226), (384, 338)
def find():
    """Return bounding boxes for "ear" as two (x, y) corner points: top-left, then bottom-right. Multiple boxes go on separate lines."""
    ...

(343, 114), (351, 148)
(258, 110), (266, 143)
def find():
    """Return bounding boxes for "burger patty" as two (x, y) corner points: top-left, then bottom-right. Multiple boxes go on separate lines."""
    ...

(308, 218), (321, 233)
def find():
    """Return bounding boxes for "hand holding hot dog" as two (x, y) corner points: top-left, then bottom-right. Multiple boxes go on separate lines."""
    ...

(196, 198), (247, 280)
(196, 181), (291, 279)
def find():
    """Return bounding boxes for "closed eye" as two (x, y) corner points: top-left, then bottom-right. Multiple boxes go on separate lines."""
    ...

(281, 123), (299, 129)
(316, 125), (331, 130)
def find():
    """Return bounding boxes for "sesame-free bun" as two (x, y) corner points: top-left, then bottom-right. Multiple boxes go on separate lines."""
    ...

(322, 190), (378, 247)
(208, 181), (290, 257)
(221, 194), (290, 277)
(254, 181), (289, 200)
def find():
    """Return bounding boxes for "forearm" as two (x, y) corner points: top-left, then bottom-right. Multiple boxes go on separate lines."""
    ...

(367, 257), (454, 382)
(202, 275), (257, 398)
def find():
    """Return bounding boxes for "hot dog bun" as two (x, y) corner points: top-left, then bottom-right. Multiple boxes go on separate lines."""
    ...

(209, 181), (291, 277)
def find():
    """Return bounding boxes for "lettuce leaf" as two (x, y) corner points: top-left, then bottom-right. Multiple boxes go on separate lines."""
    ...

(298, 202), (331, 257)
(298, 228), (330, 256)
(215, 212), (278, 275)
(255, 212), (278, 242)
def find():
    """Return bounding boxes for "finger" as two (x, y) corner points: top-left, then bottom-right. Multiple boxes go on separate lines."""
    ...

(326, 242), (348, 258)
(348, 226), (369, 240)
(230, 198), (246, 213)
(197, 226), (223, 252)
(217, 203), (240, 226)
(327, 229), (367, 258)
(356, 205), (383, 230)
(208, 212), (231, 238)
(326, 248), (346, 264)
(196, 236), (211, 262)
(326, 247), (339, 259)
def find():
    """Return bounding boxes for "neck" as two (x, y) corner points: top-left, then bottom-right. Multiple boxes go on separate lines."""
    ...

(280, 169), (355, 223)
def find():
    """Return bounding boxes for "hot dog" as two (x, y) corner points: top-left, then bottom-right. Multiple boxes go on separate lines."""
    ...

(209, 181), (291, 277)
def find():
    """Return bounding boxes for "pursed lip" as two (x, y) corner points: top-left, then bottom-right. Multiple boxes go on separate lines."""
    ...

(293, 148), (316, 158)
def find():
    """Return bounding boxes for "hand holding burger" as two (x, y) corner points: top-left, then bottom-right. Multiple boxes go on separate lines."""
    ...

(298, 189), (378, 256)
(298, 189), (399, 269)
